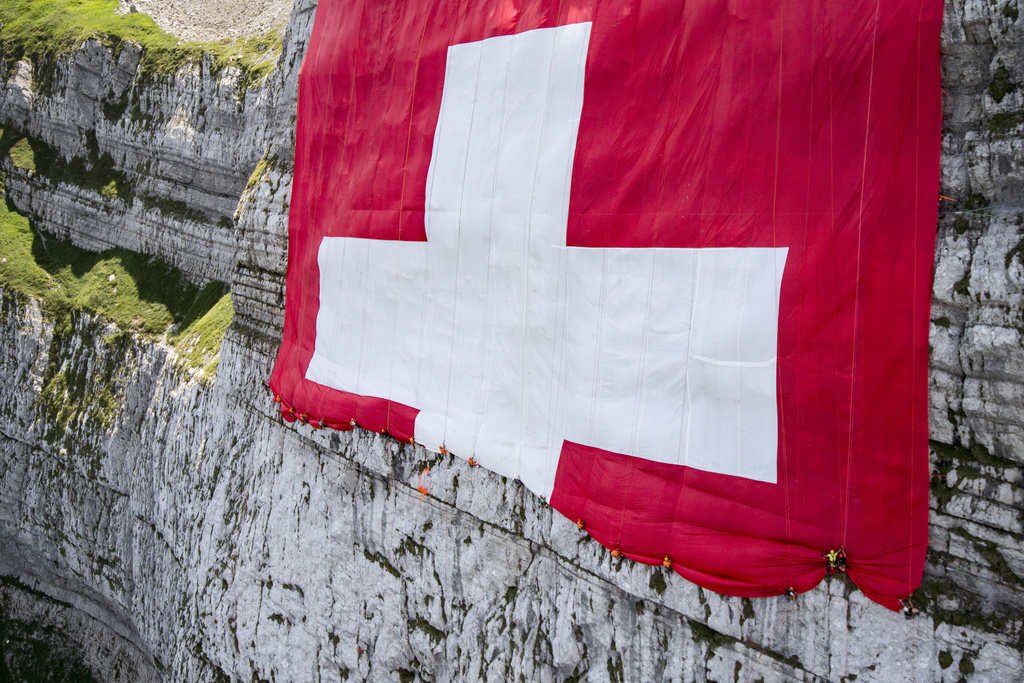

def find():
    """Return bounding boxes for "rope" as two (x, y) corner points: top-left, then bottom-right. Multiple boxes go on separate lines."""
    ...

(842, 0), (882, 550)
(770, 0), (790, 570)
(387, 14), (430, 443)
(750, 602), (794, 670)
(911, 614), (917, 683)
(323, 0), (365, 433)
(469, 31), (510, 470)
(438, 40), (484, 458)
(907, 0), (927, 610)
(844, 588), (850, 681)
(515, 26), (566, 482)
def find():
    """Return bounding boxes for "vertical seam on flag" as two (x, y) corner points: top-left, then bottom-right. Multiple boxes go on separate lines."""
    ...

(546, 11), (583, 496)
(737, 248), (753, 475)
(682, 250), (702, 467)
(798, 0), (814, 562)
(417, 45), (454, 445)
(843, 0), (882, 548)
(644, 1), (687, 470)
(311, 4), (360, 425)
(909, 0), (926, 597)
(825, 0), (844, 558)
(517, 27), (562, 481)
(629, 253), (657, 457)
(544, 243), (569, 497)
(544, 13), (581, 495)
(770, 0), (792, 567)
(589, 251), (609, 446)
(442, 41), (486, 453)
(329, 2), (366, 430)
(420, 9), (462, 451)
(615, 438), (639, 553)
(387, 11), (430, 435)
(355, 1), (398, 425)
(326, 229), (350, 420)
(474, 43), (514, 464)
(375, 1), (406, 435)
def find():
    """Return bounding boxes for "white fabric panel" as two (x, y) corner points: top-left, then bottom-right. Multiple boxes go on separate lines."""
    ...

(306, 23), (788, 499)
(684, 248), (788, 483)
(562, 248), (699, 463)
(561, 247), (786, 484)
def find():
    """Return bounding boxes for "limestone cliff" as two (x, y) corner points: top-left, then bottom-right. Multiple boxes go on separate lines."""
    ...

(0, 0), (1022, 681)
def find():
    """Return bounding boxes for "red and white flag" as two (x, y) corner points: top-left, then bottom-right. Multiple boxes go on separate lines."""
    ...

(270, 0), (942, 610)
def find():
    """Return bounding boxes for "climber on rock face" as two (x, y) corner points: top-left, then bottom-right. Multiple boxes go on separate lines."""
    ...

(823, 548), (846, 575)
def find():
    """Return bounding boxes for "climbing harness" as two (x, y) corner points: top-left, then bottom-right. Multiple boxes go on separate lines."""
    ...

(823, 548), (847, 574)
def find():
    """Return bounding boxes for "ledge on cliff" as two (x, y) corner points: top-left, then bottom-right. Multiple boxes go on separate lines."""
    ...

(0, 143), (231, 376)
(0, 0), (282, 93)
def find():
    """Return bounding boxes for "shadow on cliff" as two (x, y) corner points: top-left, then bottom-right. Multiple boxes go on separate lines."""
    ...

(26, 224), (228, 337)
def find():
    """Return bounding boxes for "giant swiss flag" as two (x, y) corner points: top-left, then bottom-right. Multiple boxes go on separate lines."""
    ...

(270, 0), (942, 610)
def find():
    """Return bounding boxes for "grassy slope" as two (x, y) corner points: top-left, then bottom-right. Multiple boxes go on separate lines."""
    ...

(0, 185), (231, 370)
(0, 122), (231, 374)
(0, 1), (264, 374)
(0, 0), (281, 88)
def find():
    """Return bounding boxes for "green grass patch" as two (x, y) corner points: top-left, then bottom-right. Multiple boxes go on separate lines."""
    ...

(0, 0), (282, 94)
(0, 192), (53, 299)
(8, 138), (36, 171)
(0, 192), (232, 370)
(169, 286), (232, 373)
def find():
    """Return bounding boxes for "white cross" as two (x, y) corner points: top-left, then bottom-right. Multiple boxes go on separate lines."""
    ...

(306, 23), (787, 500)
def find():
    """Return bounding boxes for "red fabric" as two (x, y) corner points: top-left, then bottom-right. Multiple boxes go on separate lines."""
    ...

(270, 0), (941, 610)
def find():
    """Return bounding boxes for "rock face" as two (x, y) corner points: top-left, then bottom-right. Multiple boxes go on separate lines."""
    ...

(0, 0), (1022, 681)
